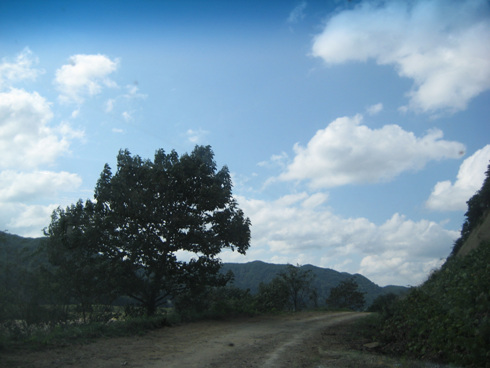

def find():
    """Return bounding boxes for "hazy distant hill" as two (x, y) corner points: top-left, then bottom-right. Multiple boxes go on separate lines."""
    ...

(221, 261), (407, 307)
(0, 231), (46, 268)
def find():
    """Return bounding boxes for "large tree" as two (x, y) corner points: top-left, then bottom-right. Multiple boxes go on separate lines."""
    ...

(88, 145), (251, 315)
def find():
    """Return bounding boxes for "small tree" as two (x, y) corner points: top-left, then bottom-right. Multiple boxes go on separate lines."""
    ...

(326, 278), (365, 311)
(278, 264), (316, 311)
(255, 277), (289, 312)
(44, 200), (120, 322)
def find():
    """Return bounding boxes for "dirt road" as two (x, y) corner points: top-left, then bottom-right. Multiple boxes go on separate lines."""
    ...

(1, 311), (416, 368)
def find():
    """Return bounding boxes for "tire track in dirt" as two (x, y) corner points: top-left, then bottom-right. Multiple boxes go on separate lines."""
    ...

(2, 311), (368, 368)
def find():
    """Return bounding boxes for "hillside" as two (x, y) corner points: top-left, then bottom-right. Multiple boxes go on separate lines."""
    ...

(377, 163), (490, 367)
(1, 231), (407, 309)
(222, 261), (407, 308)
(0, 231), (46, 270)
(456, 209), (490, 257)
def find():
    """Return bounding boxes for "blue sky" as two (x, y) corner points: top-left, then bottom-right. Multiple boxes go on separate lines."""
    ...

(1, 0), (489, 286)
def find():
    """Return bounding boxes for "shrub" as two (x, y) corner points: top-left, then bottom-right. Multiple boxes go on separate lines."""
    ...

(379, 242), (490, 367)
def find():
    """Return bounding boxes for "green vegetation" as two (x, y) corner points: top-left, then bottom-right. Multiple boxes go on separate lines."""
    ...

(326, 278), (365, 311)
(222, 261), (407, 307)
(377, 163), (490, 367)
(1, 145), (253, 348)
(44, 145), (251, 316)
(255, 264), (316, 312)
(451, 163), (490, 257)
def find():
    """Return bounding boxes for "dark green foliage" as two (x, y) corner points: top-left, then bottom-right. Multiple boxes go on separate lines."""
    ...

(367, 292), (398, 317)
(254, 264), (316, 312)
(255, 277), (290, 312)
(42, 145), (250, 316)
(326, 278), (366, 311)
(379, 242), (490, 366)
(91, 145), (250, 315)
(43, 200), (121, 322)
(222, 261), (407, 308)
(378, 164), (490, 367)
(277, 264), (316, 311)
(174, 285), (256, 320)
(451, 162), (490, 256)
(0, 232), (56, 328)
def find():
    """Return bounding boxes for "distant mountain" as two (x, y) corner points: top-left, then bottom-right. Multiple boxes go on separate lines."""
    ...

(0, 231), (47, 268)
(0, 231), (408, 308)
(221, 261), (408, 307)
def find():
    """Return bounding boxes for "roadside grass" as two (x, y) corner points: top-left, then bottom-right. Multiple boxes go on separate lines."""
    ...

(0, 311), (174, 352)
(330, 313), (461, 368)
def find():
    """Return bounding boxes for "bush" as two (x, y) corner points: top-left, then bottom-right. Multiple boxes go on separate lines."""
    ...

(367, 293), (398, 317)
(378, 242), (490, 367)
(174, 286), (256, 321)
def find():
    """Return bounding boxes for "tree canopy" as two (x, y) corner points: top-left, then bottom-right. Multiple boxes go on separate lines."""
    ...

(256, 264), (316, 312)
(45, 145), (251, 315)
(326, 278), (365, 311)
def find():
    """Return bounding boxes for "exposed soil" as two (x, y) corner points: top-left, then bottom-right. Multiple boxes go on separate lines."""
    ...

(1, 311), (452, 368)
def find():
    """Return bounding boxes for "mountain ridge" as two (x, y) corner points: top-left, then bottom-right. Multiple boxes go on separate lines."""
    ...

(0, 231), (408, 308)
(221, 260), (407, 308)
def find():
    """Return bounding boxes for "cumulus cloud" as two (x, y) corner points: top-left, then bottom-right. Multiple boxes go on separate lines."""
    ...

(312, 0), (490, 114)
(426, 145), (490, 211)
(278, 114), (465, 189)
(0, 88), (85, 169)
(0, 48), (43, 89)
(0, 170), (81, 202)
(55, 54), (118, 103)
(0, 50), (86, 237)
(226, 193), (457, 286)
(0, 202), (59, 237)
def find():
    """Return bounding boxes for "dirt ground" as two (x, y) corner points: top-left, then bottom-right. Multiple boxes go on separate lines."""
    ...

(1, 311), (453, 368)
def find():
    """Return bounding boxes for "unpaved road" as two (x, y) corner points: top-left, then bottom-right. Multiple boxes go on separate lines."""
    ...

(1, 311), (445, 368)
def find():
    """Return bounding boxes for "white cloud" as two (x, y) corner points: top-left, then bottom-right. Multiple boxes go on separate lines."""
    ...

(55, 54), (118, 103)
(278, 114), (465, 189)
(312, 0), (490, 114)
(0, 48), (43, 89)
(287, 2), (307, 24)
(186, 128), (208, 144)
(0, 88), (83, 169)
(257, 151), (288, 168)
(122, 111), (132, 122)
(1, 202), (59, 237)
(105, 98), (115, 112)
(0, 170), (82, 202)
(367, 102), (383, 115)
(0, 50), (87, 238)
(227, 193), (457, 286)
(124, 84), (147, 99)
(426, 145), (490, 211)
